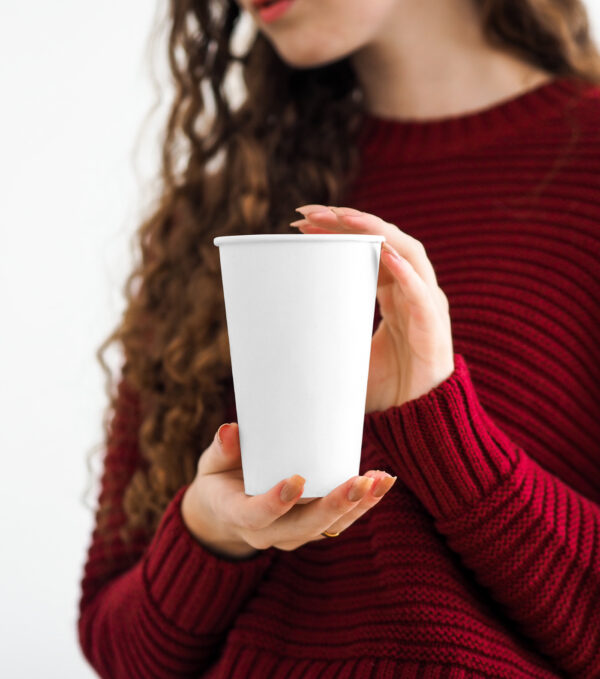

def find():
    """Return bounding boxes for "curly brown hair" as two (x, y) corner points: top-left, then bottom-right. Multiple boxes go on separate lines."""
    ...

(89, 0), (600, 545)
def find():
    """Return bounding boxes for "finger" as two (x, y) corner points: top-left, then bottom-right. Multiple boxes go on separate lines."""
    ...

(295, 203), (332, 214)
(263, 474), (376, 546)
(297, 208), (342, 229)
(289, 220), (333, 234)
(197, 422), (241, 476)
(301, 206), (439, 290)
(226, 473), (310, 535)
(316, 471), (398, 539)
(335, 208), (438, 288)
(380, 242), (439, 329)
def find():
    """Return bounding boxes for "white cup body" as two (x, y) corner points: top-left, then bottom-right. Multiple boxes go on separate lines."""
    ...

(213, 234), (385, 498)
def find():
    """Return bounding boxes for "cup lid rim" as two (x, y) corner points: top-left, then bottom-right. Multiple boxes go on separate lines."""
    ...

(213, 234), (386, 246)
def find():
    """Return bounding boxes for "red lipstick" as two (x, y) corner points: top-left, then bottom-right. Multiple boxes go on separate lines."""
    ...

(251, 0), (295, 24)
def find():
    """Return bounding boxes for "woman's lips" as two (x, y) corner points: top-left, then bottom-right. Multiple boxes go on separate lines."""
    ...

(251, 0), (295, 24)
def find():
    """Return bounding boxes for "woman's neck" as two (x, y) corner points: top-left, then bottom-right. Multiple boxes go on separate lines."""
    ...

(350, 0), (554, 121)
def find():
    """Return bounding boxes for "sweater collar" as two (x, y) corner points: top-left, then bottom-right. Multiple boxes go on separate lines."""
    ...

(356, 75), (594, 163)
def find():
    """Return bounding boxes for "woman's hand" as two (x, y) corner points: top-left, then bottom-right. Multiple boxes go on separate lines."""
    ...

(182, 422), (397, 560)
(291, 205), (455, 413)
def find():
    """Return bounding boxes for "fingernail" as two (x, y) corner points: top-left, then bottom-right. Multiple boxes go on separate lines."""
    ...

(296, 204), (327, 214)
(303, 209), (333, 218)
(216, 423), (231, 448)
(289, 219), (307, 227)
(381, 242), (400, 258)
(372, 476), (397, 498)
(280, 474), (305, 502)
(348, 476), (374, 502)
(364, 469), (391, 478)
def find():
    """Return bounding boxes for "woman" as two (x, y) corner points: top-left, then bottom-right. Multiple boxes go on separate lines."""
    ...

(79, 0), (600, 676)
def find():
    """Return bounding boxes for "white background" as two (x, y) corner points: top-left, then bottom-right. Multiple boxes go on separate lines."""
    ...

(1, 2), (599, 677)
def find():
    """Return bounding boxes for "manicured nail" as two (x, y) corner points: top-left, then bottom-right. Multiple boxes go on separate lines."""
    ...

(364, 469), (390, 478)
(216, 423), (231, 447)
(381, 241), (400, 258)
(289, 219), (307, 227)
(381, 243), (408, 268)
(298, 209), (332, 218)
(280, 474), (305, 502)
(296, 204), (328, 214)
(372, 475), (397, 498)
(348, 477), (374, 502)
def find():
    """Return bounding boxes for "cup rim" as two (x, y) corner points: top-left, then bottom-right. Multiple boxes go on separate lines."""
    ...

(214, 234), (386, 246)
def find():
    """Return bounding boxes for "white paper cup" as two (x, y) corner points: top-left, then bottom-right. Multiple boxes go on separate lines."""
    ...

(213, 233), (385, 499)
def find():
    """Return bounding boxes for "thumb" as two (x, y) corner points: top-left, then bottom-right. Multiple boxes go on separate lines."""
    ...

(197, 422), (241, 476)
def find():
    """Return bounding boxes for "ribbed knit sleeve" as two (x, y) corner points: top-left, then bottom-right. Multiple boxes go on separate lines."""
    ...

(363, 353), (600, 678)
(78, 379), (277, 679)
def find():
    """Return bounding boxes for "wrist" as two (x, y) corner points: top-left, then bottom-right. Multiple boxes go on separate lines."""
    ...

(181, 483), (259, 560)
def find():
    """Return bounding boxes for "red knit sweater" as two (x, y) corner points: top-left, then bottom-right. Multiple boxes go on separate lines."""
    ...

(78, 76), (600, 678)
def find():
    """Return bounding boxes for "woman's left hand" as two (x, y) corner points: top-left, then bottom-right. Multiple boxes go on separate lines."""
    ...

(291, 205), (455, 414)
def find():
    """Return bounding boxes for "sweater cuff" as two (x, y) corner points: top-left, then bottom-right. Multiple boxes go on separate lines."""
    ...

(142, 485), (277, 636)
(363, 354), (519, 520)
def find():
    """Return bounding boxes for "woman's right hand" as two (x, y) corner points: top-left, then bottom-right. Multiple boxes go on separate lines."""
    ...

(181, 422), (397, 560)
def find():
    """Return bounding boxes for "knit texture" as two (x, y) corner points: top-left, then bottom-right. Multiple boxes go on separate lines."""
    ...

(79, 76), (600, 678)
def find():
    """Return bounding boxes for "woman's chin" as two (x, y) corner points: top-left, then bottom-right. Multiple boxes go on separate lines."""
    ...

(272, 43), (346, 70)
